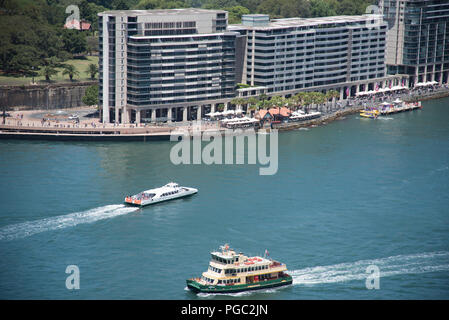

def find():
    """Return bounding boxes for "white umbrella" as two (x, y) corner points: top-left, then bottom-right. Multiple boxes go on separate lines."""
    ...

(206, 112), (221, 117)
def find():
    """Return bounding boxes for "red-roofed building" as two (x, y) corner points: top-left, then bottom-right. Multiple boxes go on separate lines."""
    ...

(268, 107), (291, 118)
(254, 109), (273, 122)
(64, 19), (92, 31)
(255, 107), (292, 123)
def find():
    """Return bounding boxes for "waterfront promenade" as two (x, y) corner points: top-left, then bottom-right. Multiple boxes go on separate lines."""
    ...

(1, 85), (449, 140)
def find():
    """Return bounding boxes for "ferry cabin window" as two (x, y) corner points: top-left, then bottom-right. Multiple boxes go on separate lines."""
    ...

(224, 279), (240, 284)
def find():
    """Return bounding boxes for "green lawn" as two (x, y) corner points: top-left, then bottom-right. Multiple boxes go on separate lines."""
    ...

(0, 56), (99, 86)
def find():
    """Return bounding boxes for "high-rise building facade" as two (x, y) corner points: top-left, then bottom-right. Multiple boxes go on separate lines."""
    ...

(379, 0), (449, 85)
(229, 14), (398, 99)
(98, 9), (240, 124)
(98, 9), (411, 124)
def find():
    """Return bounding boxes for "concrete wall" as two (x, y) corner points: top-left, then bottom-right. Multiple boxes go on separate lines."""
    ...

(0, 81), (96, 110)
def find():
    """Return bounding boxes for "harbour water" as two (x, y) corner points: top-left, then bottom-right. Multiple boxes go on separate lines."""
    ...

(0, 97), (448, 299)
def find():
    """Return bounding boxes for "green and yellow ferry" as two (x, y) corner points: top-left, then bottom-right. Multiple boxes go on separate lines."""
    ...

(186, 244), (293, 294)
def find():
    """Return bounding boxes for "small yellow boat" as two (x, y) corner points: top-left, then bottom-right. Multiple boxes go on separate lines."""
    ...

(360, 109), (380, 119)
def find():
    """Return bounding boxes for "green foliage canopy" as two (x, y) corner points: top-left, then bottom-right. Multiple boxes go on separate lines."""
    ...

(82, 84), (99, 106)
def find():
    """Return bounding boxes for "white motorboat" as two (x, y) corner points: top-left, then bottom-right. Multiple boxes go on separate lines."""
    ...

(124, 182), (198, 206)
(289, 110), (321, 121)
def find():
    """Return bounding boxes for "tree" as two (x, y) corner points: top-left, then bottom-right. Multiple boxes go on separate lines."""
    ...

(61, 29), (87, 55)
(86, 36), (99, 56)
(302, 92), (314, 111)
(310, 0), (338, 18)
(45, 56), (64, 69)
(202, 0), (239, 10)
(135, 0), (188, 9)
(285, 97), (295, 109)
(336, 0), (372, 16)
(113, 0), (130, 10)
(326, 90), (339, 101)
(257, 0), (311, 19)
(270, 95), (286, 108)
(246, 96), (259, 116)
(82, 84), (99, 106)
(79, 1), (108, 31)
(256, 98), (270, 110)
(247, 96), (259, 107)
(326, 89), (340, 110)
(0, 13), (60, 75)
(230, 97), (246, 110)
(62, 64), (80, 81)
(225, 5), (250, 24)
(238, 97), (248, 111)
(290, 92), (302, 109)
(87, 63), (98, 79)
(41, 65), (58, 82)
(241, 0), (260, 12)
(310, 92), (326, 105)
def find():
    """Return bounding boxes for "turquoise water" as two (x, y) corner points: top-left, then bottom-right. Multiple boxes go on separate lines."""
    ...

(0, 98), (448, 299)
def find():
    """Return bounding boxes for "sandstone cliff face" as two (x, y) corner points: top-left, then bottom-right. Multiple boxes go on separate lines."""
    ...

(0, 81), (97, 110)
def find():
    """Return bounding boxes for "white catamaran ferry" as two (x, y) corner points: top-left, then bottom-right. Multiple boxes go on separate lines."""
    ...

(186, 244), (292, 294)
(125, 182), (197, 206)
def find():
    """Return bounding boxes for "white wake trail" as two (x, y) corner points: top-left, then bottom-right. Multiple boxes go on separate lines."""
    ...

(0, 204), (138, 241)
(189, 252), (449, 298)
(291, 251), (449, 286)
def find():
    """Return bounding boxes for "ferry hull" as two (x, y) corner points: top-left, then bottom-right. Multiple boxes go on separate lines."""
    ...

(124, 188), (197, 207)
(186, 275), (293, 294)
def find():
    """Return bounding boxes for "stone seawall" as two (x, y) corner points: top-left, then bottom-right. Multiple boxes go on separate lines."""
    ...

(273, 106), (363, 131)
(403, 90), (449, 102)
(0, 81), (97, 110)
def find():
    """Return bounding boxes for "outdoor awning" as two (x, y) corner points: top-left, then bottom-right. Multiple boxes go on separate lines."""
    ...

(222, 117), (259, 125)
(415, 81), (436, 87)
(356, 90), (376, 96)
(390, 85), (408, 91)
